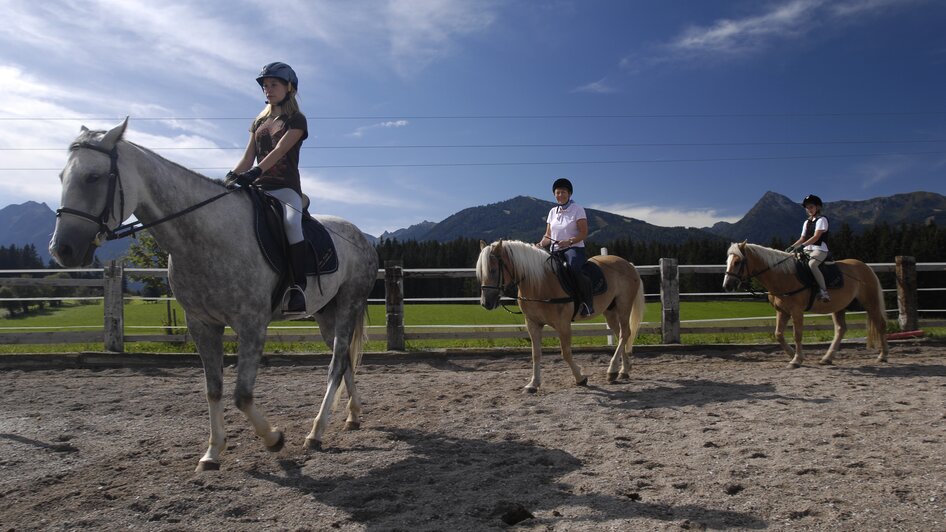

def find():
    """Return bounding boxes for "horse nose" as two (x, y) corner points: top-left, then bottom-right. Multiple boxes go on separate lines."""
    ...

(49, 241), (74, 267)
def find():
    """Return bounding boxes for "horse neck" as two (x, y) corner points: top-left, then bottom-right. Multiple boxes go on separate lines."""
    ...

(505, 244), (558, 296)
(746, 248), (797, 294)
(124, 143), (236, 255)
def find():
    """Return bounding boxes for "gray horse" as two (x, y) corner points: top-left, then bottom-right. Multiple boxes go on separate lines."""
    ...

(49, 119), (379, 471)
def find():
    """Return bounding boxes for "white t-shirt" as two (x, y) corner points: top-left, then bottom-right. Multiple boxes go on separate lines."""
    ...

(547, 201), (587, 249)
(800, 216), (829, 252)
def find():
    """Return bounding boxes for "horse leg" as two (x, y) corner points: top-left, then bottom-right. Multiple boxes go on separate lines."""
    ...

(773, 310), (795, 360)
(524, 318), (544, 393)
(603, 311), (626, 383)
(787, 312), (806, 368)
(305, 306), (358, 450)
(866, 302), (890, 363)
(232, 323), (284, 453)
(556, 325), (587, 388)
(820, 311), (847, 365)
(190, 320), (227, 472)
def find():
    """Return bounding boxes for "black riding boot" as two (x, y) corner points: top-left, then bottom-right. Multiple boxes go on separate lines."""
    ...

(577, 273), (595, 316)
(286, 242), (308, 315)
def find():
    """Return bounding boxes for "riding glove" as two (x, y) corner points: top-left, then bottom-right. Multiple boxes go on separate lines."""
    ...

(784, 245), (797, 253)
(225, 166), (262, 189)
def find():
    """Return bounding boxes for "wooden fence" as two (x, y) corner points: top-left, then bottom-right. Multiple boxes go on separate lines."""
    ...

(2, 256), (945, 352)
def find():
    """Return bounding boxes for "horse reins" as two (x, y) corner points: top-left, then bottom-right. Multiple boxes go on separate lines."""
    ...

(57, 141), (234, 242)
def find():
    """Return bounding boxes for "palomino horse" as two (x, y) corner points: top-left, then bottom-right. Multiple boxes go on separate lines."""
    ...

(49, 119), (378, 471)
(722, 241), (888, 367)
(476, 240), (646, 392)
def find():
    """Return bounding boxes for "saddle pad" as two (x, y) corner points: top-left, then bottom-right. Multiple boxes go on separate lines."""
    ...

(795, 259), (844, 289)
(582, 261), (608, 295)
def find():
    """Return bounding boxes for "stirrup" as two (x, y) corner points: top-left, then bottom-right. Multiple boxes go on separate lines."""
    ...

(818, 289), (831, 302)
(283, 285), (308, 316)
(578, 302), (595, 316)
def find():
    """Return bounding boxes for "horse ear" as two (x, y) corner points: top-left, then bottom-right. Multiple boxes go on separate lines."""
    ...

(99, 116), (129, 150)
(80, 125), (90, 133)
(740, 239), (747, 246)
(479, 240), (487, 250)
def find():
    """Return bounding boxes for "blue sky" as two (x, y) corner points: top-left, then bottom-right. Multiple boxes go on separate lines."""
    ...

(1, 0), (945, 237)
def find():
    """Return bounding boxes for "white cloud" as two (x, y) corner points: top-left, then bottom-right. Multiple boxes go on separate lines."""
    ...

(347, 120), (410, 138)
(620, 0), (917, 68)
(590, 203), (741, 228)
(572, 78), (617, 94)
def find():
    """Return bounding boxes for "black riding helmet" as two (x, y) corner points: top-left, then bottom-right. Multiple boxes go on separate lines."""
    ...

(802, 194), (823, 207)
(256, 62), (298, 91)
(552, 178), (573, 194)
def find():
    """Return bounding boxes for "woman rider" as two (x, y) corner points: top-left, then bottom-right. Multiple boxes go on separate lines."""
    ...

(536, 178), (594, 316)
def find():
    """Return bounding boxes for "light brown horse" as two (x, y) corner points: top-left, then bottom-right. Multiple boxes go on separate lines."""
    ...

(476, 240), (646, 392)
(722, 241), (888, 368)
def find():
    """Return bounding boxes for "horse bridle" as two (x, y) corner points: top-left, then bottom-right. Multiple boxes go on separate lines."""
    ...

(725, 249), (805, 297)
(56, 142), (125, 242)
(57, 141), (232, 242)
(480, 251), (518, 297)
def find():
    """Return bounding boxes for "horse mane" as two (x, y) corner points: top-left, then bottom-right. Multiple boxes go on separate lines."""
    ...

(728, 242), (796, 275)
(70, 128), (226, 188)
(479, 240), (551, 292)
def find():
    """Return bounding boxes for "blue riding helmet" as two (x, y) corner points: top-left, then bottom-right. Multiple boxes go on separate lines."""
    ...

(552, 178), (573, 194)
(256, 62), (298, 91)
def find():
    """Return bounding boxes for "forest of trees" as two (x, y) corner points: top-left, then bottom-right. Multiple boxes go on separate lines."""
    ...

(374, 222), (946, 303)
(3, 221), (946, 315)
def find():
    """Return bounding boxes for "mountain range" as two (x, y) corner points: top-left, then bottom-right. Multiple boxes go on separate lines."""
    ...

(3, 191), (945, 264)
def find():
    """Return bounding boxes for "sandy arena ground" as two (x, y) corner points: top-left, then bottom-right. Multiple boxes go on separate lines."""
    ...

(0, 341), (944, 531)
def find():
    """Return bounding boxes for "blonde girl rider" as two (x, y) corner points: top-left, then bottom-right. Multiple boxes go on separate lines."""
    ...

(227, 62), (309, 315)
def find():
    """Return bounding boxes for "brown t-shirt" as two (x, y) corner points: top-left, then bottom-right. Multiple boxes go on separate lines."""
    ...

(250, 112), (308, 195)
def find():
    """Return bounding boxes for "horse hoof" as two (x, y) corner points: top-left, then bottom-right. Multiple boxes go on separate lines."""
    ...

(345, 421), (361, 431)
(195, 460), (220, 472)
(577, 376), (588, 387)
(607, 372), (619, 384)
(877, 357), (888, 363)
(787, 362), (801, 369)
(818, 359), (834, 366)
(524, 386), (538, 394)
(619, 372), (630, 381)
(304, 438), (323, 452)
(266, 432), (285, 453)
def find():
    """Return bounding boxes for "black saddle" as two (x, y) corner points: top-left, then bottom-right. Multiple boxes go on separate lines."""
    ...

(549, 252), (608, 317)
(794, 256), (843, 289)
(794, 254), (844, 310)
(244, 187), (338, 310)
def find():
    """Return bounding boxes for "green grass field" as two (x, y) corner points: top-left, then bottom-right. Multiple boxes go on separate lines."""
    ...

(0, 297), (913, 354)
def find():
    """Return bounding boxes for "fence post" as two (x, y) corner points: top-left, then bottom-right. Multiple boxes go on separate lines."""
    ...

(660, 257), (680, 344)
(895, 255), (918, 332)
(103, 260), (124, 353)
(599, 247), (613, 345)
(385, 260), (405, 351)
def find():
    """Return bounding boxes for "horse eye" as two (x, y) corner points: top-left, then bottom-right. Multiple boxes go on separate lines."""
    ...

(85, 174), (101, 184)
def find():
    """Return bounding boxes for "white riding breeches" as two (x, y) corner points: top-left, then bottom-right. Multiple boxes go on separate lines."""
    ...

(264, 187), (305, 245)
(807, 248), (828, 291)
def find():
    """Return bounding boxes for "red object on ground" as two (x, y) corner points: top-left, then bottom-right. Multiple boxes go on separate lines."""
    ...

(886, 330), (924, 340)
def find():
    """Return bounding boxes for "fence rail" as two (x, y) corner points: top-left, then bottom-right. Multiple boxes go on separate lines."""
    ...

(2, 257), (944, 352)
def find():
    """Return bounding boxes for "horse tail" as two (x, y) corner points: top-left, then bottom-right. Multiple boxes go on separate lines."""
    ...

(626, 280), (646, 352)
(334, 308), (368, 411)
(864, 265), (887, 349)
